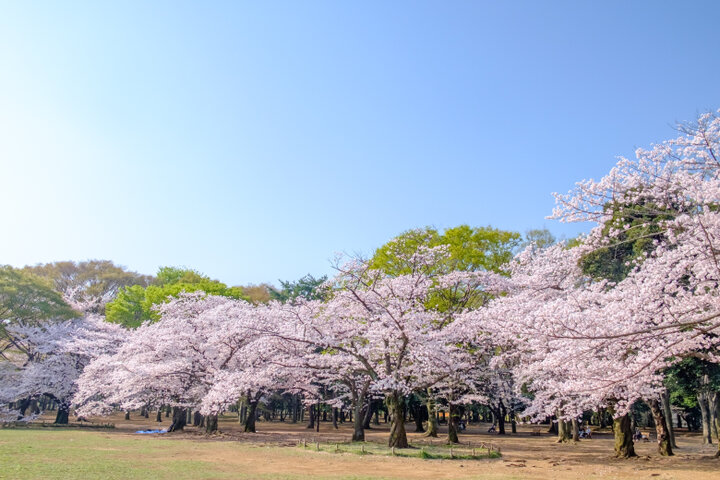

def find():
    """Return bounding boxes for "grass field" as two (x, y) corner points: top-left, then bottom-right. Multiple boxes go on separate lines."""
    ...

(1, 413), (718, 480)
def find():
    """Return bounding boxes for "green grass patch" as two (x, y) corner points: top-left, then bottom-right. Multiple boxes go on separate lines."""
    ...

(296, 440), (501, 460)
(2, 422), (115, 429)
(0, 429), (502, 480)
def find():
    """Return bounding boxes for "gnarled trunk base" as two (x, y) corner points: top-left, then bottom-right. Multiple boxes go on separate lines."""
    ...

(386, 392), (409, 448)
(244, 402), (258, 433)
(205, 414), (218, 433)
(613, 414), (637, 458)
(168, 407), (187, 432)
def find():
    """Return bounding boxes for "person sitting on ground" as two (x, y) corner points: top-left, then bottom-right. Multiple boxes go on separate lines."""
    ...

(585, 426), (592, 439)
(487, 424), (496, 433)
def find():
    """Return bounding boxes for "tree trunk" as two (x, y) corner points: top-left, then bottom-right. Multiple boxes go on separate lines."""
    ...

(54, 402), (70, 424)
(332, 407), (338, 429)
(306, 403), (315, 429)
(710, 392), (720, 457)
(362, 401), (373, 430)
(352, 401), (365, 441)
(168, 407), (186, 432)
(292, 395), (299, 423)
(548, 416), (558, 434)
(557, 418), (571, 443)
(711, 392), (719, 442)
(414, 403), (425, 433)
(511, 410), (517, 434)
(660, 389), (677, 448)
(17, 397), (31, 417)
(497, 403), (506, 435)
(239, 404), (247, 424)
(205, 414), (218, 434)
(447, 404), (459, 444)
(193, 411), (203, 427)
(315, 403), (320, 432)
(386, 391), (409, 448)
(613, 414), (637, 458)
(598, 407), (607, 429)
(649, 399), (673, 456)
(423, 394), (438, 437)
(156, 409), (162, 422)
(244, 401), (258, 433)
(698, 392), (713, 444)
(571, 418), (580, 442)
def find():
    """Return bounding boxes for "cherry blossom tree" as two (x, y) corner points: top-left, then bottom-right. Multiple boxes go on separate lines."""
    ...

(272, 246), (505, 447)
(75, 293), (258, 432)
(1, 302), (124, 424)
(552, 111), (720, 456)
(471, 112), (720, 458)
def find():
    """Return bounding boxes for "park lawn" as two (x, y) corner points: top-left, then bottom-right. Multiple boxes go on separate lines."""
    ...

(0, 429), (511, 480)
(1, 425), (719, 480)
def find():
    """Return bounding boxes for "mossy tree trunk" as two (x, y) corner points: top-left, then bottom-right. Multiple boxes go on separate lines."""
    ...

(386, 391), (409, 448)
(362, 400), (374, 430)
(660, 389), (677, 448)
(649, 399), (673, 456)
(557, 417), (571, 443)
(711, 392), (720, 457)
(698, 391), (713, 444)
(613, 413), (637, 458)
(352, 401), (365, 441)
(205, 414), (218, 434)
(423, 392), (438, 437)
(244, 400), (258, 433)
(571, 418), (580, 442)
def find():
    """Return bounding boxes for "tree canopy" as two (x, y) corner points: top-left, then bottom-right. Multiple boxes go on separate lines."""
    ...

(105, 267), (246, 328)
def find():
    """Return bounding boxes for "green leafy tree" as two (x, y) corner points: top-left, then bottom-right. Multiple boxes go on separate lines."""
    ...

(0, 266), (77, 359)
(371, 225), (520, 276)
(269, 274), (329, 303)
(105, 267), (246, 328)
(579, 200), (674, 283)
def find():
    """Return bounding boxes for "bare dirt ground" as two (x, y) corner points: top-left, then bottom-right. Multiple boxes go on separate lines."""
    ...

(61, 411), (719, 480)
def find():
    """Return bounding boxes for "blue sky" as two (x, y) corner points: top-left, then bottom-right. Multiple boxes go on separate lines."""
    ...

(1, 1), (718, 286)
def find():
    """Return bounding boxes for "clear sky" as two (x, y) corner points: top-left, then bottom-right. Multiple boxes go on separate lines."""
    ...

(1, 1), (718, 286)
